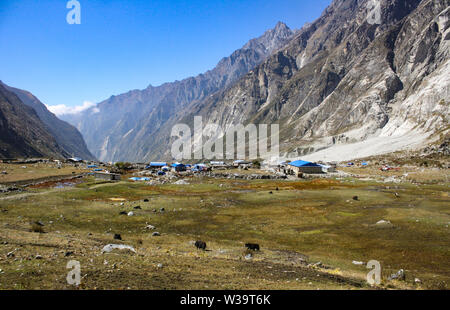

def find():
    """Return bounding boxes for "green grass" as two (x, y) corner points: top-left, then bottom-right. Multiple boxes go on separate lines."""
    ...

(0, 174), (449, 290)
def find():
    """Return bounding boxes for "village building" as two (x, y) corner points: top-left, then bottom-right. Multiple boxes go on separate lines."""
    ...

(146, 162), (167, 171)
(93, 172), (121, 181)
(233, 160), (252, 169)
(171, 163), (187, 172)
(287, 160), (325, 176)
(210, 161), (229, 169)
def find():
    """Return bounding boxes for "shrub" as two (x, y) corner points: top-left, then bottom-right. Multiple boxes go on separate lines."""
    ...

(114, 162), (133, 171)
(31, 223), (44, 233)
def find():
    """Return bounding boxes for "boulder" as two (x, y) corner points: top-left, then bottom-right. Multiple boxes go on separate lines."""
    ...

(375, 220), (393, 228)
(101, 244), (136, 254)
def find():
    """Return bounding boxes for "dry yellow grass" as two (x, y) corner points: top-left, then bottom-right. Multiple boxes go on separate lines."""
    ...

(0, 162), (88, 184)
(0, 165), (448, 290)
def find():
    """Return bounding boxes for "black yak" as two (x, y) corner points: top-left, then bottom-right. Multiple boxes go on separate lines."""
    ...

(195, 241), (207, 250)
(245, 243), (260, 251)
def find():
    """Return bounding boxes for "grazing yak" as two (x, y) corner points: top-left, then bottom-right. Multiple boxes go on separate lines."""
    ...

(195, 241), (207, 250)
(245, 243), (260, 251)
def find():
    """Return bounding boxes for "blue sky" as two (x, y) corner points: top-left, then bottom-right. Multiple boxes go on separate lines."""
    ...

(0, 0), (331, 114)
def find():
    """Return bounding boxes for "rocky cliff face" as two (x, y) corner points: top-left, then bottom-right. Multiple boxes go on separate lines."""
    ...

(2, 83), (96, 160)
(148, 0), (449, 162)
(0, 84), (69, 159)
(64, 22), (296, 162)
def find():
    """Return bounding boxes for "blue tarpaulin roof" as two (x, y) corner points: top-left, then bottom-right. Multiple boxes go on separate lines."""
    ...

(171, 163), (185, 167)
(129, 177), (151, 181)
(288, 160), (321, 168)
(148, 162), (167, 167)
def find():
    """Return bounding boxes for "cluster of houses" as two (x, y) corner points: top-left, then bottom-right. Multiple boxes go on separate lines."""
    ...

(144, 160), (253, 174)
(80, 157), (337, 181)
(142, 159), (335, 177)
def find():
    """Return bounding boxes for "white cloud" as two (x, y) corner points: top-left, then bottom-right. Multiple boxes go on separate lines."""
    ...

(46, 101), (97, 116)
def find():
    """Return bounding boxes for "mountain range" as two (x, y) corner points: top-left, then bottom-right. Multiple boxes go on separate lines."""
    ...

(61, 21), (297, 162)
(62, 0), (449, 163)
(0, 81), (95, 160)
(2, 0), (449, 163)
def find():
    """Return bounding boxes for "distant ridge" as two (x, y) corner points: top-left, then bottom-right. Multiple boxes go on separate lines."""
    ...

(2, 82), (96, 161)
(0, 83), (68, 159)
(62, 22), (297, 162)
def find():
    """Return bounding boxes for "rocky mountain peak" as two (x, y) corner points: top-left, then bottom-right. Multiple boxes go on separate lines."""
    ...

(242, 21), (295, 55)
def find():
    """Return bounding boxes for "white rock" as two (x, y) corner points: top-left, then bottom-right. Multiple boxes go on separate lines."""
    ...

(174, 180), (189, 185)
(375, 220), (393, 227)
(101, 244), (136, 254)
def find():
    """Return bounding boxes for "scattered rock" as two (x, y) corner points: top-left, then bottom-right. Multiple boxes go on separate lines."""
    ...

(159, 208), (165, 213)
(156, 263), (163, 268)
(65, 251), (74, 257)
(152, 232), (161, 237)
(145, 225), (156, 230)
(245, 254), (253, 260)
(388, 269), (405, 281)
(352, 196), (359, 201)
(119, 211), (127, 215)
(414, 278), (421, 284)
(352, 261), (364, 265)
(143, 199), (149, 202)
(113, 234), (122, 240)
(313, 262), (323, 268)
(35, 255), (43, 260)
(127, 212), (134, 217)
(7, 251), (15, 258)
(134, 206), (142, 210)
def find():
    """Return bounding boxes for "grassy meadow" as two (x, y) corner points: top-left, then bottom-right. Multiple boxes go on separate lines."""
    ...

(0, 166), (449, 290)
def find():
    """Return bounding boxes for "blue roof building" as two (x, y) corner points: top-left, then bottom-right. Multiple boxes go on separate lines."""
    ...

(288, 160), (321, 168)
(146, 162), (167, 169)
(287, 160), (324, 174)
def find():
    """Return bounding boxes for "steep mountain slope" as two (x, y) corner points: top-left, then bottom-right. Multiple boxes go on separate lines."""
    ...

(0, 84), (68, 159)
(63, 22), (296, 162)
(1, 82), (96, 160)
(149, 0), (449, 162)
